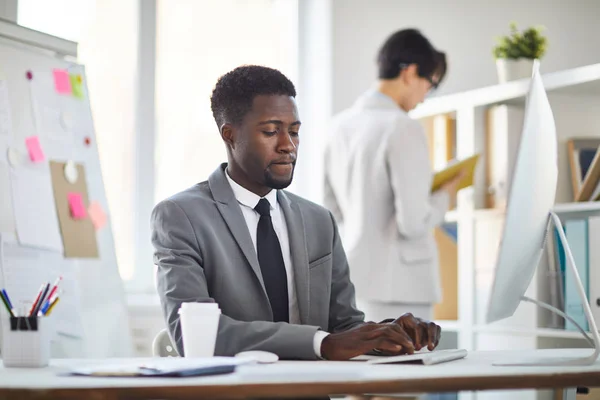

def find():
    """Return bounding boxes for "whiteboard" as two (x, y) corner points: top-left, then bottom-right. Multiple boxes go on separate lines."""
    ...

(0, 34), (132, 358)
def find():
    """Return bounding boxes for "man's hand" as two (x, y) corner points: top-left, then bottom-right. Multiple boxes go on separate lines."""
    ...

(321, 322), (416, 361)
(392, 313), (441, 351)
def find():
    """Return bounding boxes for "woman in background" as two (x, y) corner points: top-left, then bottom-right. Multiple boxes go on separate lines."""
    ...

(323, 29), (463, 322)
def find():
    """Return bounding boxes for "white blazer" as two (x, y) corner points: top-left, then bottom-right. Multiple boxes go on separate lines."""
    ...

(324, 89), (449, 304)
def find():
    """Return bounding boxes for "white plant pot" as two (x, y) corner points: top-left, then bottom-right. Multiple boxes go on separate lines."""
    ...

(496, 58), (537, 83)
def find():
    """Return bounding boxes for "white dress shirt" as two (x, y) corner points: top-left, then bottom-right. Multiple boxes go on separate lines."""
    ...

(225, 171), (328, 357)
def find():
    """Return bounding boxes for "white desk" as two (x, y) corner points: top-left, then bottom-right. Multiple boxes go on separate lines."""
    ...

(0, 349), (599, 399)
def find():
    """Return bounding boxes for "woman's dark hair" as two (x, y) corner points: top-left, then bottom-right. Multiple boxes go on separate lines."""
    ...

(377, 28), (447, 84)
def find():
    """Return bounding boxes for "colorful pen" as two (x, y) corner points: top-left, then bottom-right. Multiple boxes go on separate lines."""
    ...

(41, 297), (54, 315)
(39, 276), (62, 313)
(33, 283), (50, 317)
(45, 297), (60, 316)
(46, 276), (62, 304)
(0, 291), (14, 317)
(1, 289), (13, 310)
(28, 283), (46, 317)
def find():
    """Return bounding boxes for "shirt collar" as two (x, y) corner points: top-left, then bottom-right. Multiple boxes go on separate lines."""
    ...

(355, 85), (408, 116)
(225, 168), (278, 212)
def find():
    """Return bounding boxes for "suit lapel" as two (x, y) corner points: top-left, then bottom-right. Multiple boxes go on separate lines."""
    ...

(208, 165), (267, 294)
(278, 191), (310, 324)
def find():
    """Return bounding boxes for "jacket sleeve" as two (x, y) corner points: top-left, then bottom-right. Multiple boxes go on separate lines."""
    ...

(327, 211), (365, 333)
(151, 199), (320, 360)
(385, 119), (450, 240)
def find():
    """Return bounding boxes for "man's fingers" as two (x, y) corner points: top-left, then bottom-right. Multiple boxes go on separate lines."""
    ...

(394, 314), (427, 350)
(419, 323), (429, 351)
(427, 322), (441, 351)
(371, 337), (413, 356)
(380, 325), (415, 354)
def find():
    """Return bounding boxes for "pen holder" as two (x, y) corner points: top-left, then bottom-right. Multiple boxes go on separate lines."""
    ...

(1, 316), (50, 367)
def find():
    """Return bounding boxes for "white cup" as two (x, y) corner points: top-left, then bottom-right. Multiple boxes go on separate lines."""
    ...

(178, 303), (221, 358)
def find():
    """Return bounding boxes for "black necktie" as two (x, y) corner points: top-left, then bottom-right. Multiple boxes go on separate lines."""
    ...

(254, 198), (289, 323)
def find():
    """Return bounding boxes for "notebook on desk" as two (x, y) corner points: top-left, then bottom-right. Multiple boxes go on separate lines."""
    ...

(64, 357), (252, 378)
(354, 349), (468, 366)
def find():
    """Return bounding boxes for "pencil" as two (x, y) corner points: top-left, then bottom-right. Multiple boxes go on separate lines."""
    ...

(45, 297), (60, 316)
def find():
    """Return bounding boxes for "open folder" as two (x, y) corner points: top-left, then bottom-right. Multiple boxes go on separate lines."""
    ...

(431, 154), (480, 193)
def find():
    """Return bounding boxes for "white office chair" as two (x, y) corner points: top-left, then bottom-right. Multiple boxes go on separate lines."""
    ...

(152, 328), (179, 357)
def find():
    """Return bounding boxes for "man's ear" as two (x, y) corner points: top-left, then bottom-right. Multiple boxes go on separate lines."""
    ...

(221, 123), (235, 149)
(400, 63), (419, 85)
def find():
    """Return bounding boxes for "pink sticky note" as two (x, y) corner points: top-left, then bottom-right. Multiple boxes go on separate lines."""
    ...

(53, 69), (72, 94)
(67, 193), (87, 219)
(25, 136), (45, 162)
(88, 201), (107, 230)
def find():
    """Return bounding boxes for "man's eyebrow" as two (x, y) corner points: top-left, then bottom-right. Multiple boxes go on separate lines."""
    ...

(257, 120), (302, 126)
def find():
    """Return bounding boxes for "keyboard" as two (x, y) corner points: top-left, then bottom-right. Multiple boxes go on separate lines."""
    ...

(357, 349), (468, 366)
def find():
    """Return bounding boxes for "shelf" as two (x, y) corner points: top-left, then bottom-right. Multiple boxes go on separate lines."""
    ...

(443, 203), (600, 224)
(437, 320), (462, 332)
(410, 63), (600, 118)
(553, 202), (600, 215)
(473, 324), (595, 340)
(444, 210), (458, 223)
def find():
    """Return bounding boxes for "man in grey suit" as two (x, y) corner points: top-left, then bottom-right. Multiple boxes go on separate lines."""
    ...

(151, 65), (441, 361)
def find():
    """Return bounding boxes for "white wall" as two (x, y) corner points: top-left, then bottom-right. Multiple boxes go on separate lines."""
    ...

(0, 0), (17, 22)
(331, 0), (600, 113)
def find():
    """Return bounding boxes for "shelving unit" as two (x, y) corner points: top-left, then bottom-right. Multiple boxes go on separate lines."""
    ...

(415, 63), (600, 400)
(472, 325), (593, 340)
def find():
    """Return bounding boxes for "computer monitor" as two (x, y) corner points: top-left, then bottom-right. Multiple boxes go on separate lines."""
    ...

(485, 62), (600, 366)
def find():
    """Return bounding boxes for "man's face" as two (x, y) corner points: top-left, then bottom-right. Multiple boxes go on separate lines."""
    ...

(401, 65), (440, 111)
(231, 95), (300, 190)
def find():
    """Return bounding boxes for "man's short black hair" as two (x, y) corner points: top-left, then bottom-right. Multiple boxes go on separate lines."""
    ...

(210, 65), (296, 128)
(377, 29), (447, 83)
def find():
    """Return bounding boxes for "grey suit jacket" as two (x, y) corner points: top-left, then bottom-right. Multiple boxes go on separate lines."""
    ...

(151, 164), (365, 359)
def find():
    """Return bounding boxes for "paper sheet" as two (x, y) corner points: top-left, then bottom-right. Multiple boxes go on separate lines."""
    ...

(0, 164), (16, 233)
(10, 164), (64, 252)
(67, 192), (86, 219)
(25, 136), (46, 162)
(30, 71), (71, 141)
(53, 69), (72, 95)
(49, 161), (98, 258)
(70, 74), (84, 99)
(0, 233), (83, 337)
(88, 201), (107, 230)
(0, 79), (13, 137)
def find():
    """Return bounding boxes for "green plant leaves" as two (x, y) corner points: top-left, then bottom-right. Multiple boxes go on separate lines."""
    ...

(492, 23), (547, 60)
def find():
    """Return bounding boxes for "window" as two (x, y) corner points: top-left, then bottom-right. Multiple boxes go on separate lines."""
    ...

(18, 0), (139, 280)
(18, 0), (299, 291)
(154, 0), (298, 202)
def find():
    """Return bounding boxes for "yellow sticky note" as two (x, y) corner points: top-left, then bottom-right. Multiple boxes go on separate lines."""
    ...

(70, 74), (84, 99)
(432, 154), (480, 192)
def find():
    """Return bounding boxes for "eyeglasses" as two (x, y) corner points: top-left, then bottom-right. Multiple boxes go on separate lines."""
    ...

(425, 75), (440, 91)
(398, 63), (439, 91)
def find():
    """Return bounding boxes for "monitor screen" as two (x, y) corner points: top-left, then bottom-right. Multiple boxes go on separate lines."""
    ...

(486, 63), (558, 324)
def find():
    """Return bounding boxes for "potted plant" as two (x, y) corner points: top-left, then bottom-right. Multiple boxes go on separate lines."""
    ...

(493, 22), (547, 83)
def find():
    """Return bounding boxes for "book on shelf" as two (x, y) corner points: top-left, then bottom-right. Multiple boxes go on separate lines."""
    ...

(550, 215), (600, 332)
(567, 138), (600, 201)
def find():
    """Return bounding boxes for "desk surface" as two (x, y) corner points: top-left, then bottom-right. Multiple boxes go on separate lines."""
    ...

(1, 349), (599, 400)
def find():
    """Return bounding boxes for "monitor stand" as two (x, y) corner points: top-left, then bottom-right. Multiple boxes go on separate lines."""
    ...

(493, 211), (600, 366)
